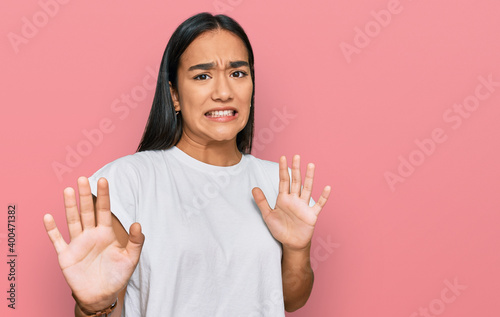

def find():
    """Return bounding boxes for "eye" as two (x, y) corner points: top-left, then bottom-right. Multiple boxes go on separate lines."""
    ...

(231, 71), (248, 78)
(194, 74), (211, 80)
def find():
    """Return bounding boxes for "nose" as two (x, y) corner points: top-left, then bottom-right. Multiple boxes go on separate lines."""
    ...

(212, 73), (233, 101)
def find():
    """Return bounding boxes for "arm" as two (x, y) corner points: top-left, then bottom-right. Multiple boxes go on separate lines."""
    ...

(252, 155), (331, 312)
(282, 244), (314, 312)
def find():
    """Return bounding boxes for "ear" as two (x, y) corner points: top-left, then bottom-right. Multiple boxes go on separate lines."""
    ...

(169, 81), (181, 112)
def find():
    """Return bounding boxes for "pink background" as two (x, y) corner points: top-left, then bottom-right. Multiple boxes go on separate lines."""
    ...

(1, 0), (499, 316)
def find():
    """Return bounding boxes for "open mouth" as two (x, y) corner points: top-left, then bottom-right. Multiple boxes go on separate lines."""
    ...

(205, 110), (237, 118)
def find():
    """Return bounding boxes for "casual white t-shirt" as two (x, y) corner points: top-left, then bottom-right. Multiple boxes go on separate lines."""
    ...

(88, 146), (311, 317)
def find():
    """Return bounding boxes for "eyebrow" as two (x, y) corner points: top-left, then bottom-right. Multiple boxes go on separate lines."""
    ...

(187, 60), (249, 72)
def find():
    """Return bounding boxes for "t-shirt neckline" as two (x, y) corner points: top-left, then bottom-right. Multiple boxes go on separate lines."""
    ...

(169, 145), (247, 173)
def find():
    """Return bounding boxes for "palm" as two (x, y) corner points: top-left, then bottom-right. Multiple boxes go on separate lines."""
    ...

(59, 225), (134, 303)
(252, 155), (331, 251)
(43, 177), (144, 311)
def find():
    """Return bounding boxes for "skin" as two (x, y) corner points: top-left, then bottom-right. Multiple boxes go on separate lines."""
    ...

(170, 29), (253, 166)
(43, 29), (331, 316)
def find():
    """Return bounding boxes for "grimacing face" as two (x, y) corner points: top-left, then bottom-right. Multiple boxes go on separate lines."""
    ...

(169, 29), (253, 148)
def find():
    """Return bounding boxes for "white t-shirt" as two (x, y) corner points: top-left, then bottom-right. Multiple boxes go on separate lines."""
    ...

(88, 146), (309, 317)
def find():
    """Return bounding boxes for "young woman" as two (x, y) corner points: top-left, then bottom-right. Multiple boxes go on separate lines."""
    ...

(43, 12), (331, 317)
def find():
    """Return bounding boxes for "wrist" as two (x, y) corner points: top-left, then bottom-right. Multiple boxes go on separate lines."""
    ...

(72, 293), (118, 316)
(282, 241), (311, 255)
(282, 243), (312, 269)
(76, 298), (117, 317)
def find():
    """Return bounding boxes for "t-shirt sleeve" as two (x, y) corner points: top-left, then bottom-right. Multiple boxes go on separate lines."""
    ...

(87, 156), (139, 235)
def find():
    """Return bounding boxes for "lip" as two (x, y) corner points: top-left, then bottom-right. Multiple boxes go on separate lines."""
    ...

(204, 107), (239, 122)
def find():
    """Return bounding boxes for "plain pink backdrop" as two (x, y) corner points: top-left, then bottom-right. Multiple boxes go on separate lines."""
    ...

(1, 0), (499, 316)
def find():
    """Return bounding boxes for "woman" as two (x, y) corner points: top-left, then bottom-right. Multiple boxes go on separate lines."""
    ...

(43, 12), (331, 317)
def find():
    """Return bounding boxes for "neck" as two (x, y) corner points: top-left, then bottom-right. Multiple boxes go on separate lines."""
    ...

(175, 135), (242, 167)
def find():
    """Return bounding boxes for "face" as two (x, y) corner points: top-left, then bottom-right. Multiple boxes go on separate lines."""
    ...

(169, 29), (253, 148)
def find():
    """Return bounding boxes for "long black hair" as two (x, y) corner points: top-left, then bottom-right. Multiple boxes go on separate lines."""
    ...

(136, 12), (255, 154)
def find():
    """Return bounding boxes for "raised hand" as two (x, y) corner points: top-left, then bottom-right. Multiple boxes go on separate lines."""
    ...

(252, 155), (331, 251)
(43, 177), (145, 312)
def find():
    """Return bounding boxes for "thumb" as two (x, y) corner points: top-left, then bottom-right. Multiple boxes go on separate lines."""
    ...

(252, 187), (272, 220)
(126, 222), (145, 262)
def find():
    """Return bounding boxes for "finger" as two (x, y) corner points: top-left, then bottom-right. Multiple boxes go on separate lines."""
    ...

(300, 163), (315, 202)
(126, 223), (145, 263)
(290, 155), (301, 196)
(278, 156), (290, 194)
(252, 187), (272, 220)
(312, 186), (332, 216)
(43, 213), (68, 254)
(64, 187), (82, 240)
(95, 178), (112, 227)
(78, 176), (96, 230)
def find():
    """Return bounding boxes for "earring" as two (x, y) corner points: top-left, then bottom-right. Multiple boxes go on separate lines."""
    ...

(175, 111), (180, 115)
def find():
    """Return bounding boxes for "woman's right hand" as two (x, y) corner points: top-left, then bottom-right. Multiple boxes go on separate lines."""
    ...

(43, 176), (145, 313)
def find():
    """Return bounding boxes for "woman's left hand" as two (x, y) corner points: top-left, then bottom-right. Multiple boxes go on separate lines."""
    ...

(252, 155), (331, 251)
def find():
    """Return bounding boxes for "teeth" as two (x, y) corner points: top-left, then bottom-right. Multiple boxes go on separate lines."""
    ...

(207, 110), (235, 117)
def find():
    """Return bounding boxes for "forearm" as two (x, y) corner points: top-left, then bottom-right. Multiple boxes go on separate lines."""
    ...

(281, 243), (314, 312)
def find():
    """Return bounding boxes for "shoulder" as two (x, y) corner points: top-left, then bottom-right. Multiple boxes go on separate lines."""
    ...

(89, 150), (170, 186)
(245, 154), (279, 172)
(243, 155), (284, 186)
(96, 150), (166, 173)
(245, 154), (291, 177)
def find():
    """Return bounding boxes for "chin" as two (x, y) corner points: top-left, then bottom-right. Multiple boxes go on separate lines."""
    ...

(209, 127), (243, 139)
(211, 135), (239, 143)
